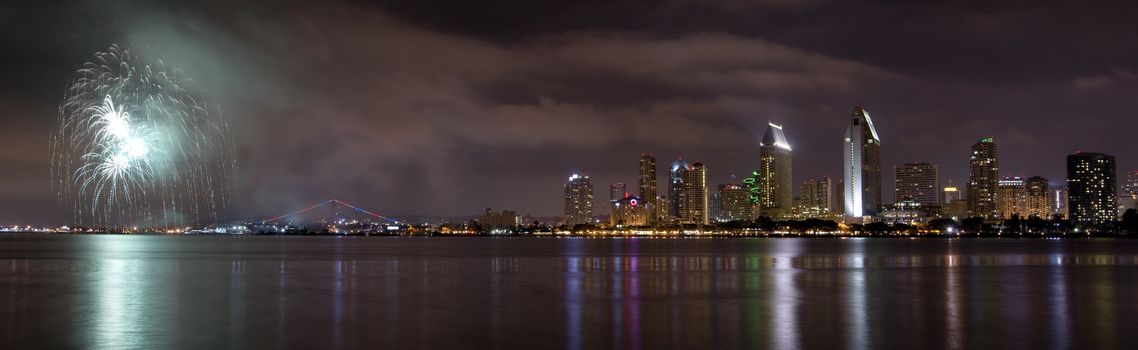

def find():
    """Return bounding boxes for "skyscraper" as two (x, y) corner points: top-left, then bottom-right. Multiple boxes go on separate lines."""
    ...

(967, 138), (999, 219)
(842, 106), (882, 218)
(718, 183), (753, 222)
(609, 183), (627, 202)
(668, 158), (689, 220)
(563, 174), (594, 226)
(997, 176), (1026, 219)
(943, 185), (961, 204)
(609, 183), (626, 222)
(678, 162), (708, 225)
(759, 122), (793, 217)
(1124, 171), (1138, 196)
(1050, 186), (1069, 218)
(1024, 176), (1050, 219)
(894, 162), (940, 206)
(798, 177), (833, 213)
(1067, 152), (1117, 227)
(639, 154), (658, 224)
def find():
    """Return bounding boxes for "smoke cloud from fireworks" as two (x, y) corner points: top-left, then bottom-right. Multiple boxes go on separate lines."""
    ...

(51, 44), (236, 228)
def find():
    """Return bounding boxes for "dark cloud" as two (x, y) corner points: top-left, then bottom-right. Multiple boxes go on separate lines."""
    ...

(1, 1), (1137, 224)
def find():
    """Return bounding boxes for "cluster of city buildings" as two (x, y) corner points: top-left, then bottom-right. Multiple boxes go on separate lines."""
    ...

(560, 106), (1137, 231)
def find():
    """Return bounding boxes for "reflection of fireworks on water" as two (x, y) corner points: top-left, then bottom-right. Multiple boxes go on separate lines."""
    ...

(51, 44), (236, 228)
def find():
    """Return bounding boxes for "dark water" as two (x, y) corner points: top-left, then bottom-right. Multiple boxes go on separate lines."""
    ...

(3, 234), (1138, 349)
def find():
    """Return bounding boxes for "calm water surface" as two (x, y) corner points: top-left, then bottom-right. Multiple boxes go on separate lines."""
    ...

(3, 234), (1138, 349)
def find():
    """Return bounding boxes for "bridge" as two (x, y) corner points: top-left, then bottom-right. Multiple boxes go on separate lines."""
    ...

(258, 199), (401, 225)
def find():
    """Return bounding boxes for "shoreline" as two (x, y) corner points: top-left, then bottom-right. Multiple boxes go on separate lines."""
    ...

(5, 231), (1137, 239)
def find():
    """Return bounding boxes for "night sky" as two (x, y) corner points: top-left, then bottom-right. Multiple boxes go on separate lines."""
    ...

(3, 1), (1137, 224)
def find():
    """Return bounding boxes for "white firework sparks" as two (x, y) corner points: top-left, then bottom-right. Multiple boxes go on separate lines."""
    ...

(51, 44), (237, 228)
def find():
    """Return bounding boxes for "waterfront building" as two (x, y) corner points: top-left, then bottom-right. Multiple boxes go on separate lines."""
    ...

(563, 174), (594, 226)
(1050, 186), (1069, 218)
(759, 122), (793, 217)
(894, 162), (940, 206)
(1067, 152), (1117, 227)
(943, 185), (961, 204)
(709, 190), (723, 222)
(1124, 170), (1138, 196)
(478, 208), (519, 234)
(798, 177), (834, 215)
(677, 162), (709, 225)
(609, 183), (627, 202)
(967, 138), (999, 219)
(997, 176), (1027, 219)
(610, 195), (649, 227)
(1024, 176), (1051, 218)
(879, 199), (939, 225)
(639, 154), (658, 224)
(842, 106), (883, 219)
(668, 158), (689, 220)
(609, 183), (627, 224)
(718, 183), (753, 222)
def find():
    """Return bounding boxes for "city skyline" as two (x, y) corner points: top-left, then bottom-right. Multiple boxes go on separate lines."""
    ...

(4, 1), (1138, 223)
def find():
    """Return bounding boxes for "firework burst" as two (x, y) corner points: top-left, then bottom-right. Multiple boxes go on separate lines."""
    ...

(51, 44), (237, 228)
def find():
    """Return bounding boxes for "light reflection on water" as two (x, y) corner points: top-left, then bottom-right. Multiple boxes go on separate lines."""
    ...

(2, 235), (1137, 349)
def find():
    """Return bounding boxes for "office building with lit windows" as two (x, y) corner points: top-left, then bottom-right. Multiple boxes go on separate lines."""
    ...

(563, 174), (594, 226)
(894, 162), (940, 206)
(1067, 152), (1117, 226)
(759, 123), (793, 217)
(968, 138), (999, 219)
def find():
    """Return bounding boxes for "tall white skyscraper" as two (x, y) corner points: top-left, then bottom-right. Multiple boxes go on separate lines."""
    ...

(842, 106), (882, 219)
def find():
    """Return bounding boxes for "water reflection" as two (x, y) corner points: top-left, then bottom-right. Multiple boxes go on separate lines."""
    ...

(2, 235), (1138, 349)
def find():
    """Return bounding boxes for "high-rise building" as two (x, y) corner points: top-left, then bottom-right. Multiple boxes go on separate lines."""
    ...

(677, 162), (708, 225)
(1024, 176), (1050, 219)
(718, 183), (753, 222)
(894, 162), (940, 206)
(668, 158), (689, 220)
(967, 138), (999, 219)
(943, 185), (961, 204)
(609, 183), (627, 223)
(610, 195), (649, 227)
(1050, 186), (1069, 218)
(842, 106), (882, 218)
(709, 190), (723, 222)
(639, 154), (658, 224)
(1067, 152), (1117, 226)
(1124, 170), (1138, 196)
(563, 174), (594, 226)
(759, 122), (793, 216)
(609, 183), (627, 202)
(798, 177), (833, 214)
(478, 208), (520, 234)
(997, 176), (1026, 219)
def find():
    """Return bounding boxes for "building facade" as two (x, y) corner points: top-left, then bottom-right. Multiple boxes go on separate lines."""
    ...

(1067, 152), (1117, 227)
(1024, 176), (1050, 219)
(677, 162), (709, 225)
(639, 154), (658, 224)
(759, 123), (793, 217)
(718, 183), (753, 222)
(1124, 170), (1138, 196)
(668, 158), (689, 221)
(997, 176), (1026, 219)
(478, 208), (520, 234)
(798, 177), (833, 215)
(943, 185), (961, 204)
(563, 174), (594, 226)
(894, 162), (940, 206)
(610, 195), (649, 227)
(842, 106), (883, 219)
(967, 138), (999, 219)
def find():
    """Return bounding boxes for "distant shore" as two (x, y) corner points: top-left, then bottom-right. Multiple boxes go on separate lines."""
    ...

(6, 231), (1138, 239)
